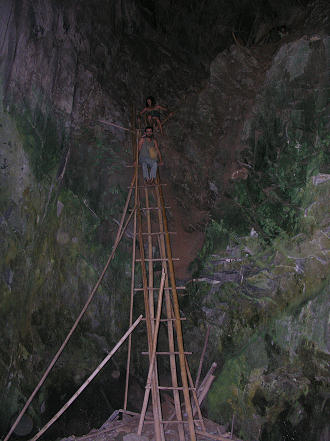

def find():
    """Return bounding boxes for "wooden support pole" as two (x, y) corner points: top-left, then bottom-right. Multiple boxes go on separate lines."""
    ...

(197, 374), (215, 406)
(145, 187), (155, 334)
(123, 207), (137, 409)
(155, 197), (185, 441)
(197, 362), (217, 398)
(137, 185), (163, 441)
(124, 119), (139, 410)
(30, 315), (143, 441)
(195, 325), (210, 389)
(138, 269), (166, 435)
(185, 358), (206, 432)
(144, 186), (164, 441)
(156, 177), (197, 441)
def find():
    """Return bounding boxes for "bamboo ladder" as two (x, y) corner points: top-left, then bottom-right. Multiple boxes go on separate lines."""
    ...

(123, 111), (205, 440)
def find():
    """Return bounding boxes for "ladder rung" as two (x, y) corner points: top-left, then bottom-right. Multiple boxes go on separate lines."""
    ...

(130, 206), (170, 211)
(142, 385), (196, 391)
(141, 318), (186, 322)
(157, 386), (196, 390)
(143, 420), (203, 424)
(136, 258), (179, 262)
(135, 232), (176, 236)
(125, 164), (164, 168)
(134, 287), (186, 291)
(141, 351), (191, 355)
(128, 184), (167, 188)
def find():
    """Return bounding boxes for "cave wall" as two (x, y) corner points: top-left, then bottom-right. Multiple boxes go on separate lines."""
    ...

(0, 0), (329, 440)
(182, 34), (330, 441)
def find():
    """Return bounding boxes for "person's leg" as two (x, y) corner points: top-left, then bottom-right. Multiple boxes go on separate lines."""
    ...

(147, 114), (152, 126)
(141, 161), (149, 181)
(150, 160), (158, 181)
(153, 117), (163, 134)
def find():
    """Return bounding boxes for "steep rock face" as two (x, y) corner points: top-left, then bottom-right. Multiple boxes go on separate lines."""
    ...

(182, 35), (330, 441)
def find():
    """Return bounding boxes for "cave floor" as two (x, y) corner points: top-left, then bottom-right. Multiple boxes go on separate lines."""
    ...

(60, 406), (239, 441)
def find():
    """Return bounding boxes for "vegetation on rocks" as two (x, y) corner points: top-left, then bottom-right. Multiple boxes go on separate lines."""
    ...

(183, 36), (330, 441)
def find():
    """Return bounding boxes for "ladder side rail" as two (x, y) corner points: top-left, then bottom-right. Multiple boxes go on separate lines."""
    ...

(145, 187), (155, 332)
(156, 176), (197, 441)
(144, 185), (165, 440)
(137, 270), (166, 435)
(123, 126), (140, 409)
(155, 196), (185, 441)
(136, 156), (163, 441)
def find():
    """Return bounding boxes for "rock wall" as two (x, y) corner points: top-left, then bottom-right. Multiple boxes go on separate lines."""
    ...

(183, 35), (330, 441)
(0, 0), (329, 439)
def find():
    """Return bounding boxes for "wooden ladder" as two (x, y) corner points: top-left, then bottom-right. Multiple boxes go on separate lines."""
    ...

(123, 121), (205, 441)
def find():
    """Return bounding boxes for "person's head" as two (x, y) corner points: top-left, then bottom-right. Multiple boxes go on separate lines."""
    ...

(146, 96), (155, 107)
(145, 126), (153, 137)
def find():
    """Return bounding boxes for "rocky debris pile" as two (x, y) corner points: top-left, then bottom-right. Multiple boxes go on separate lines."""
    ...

(60, 408), (239, 441)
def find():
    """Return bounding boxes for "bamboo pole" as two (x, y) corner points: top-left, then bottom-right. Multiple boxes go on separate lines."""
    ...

(155, 198), (185, 440)
(197, 374), (215, 406)
(145, 187), (155, 334)
(123, 110), (139, 410)
(144, 187), (164, 441)
(98, 119), (134, 133)
(195, 325), (210, 389)
(185, 358), (206, 431)
(123, 206), (137, 410)
(137, 269), (166, 435)
(136, 165), (163, 441)
(156, 177), (197, 441)
(4, 172), (136, 441)
(197, 362), (217, 398)
(29, 315), (143, 441)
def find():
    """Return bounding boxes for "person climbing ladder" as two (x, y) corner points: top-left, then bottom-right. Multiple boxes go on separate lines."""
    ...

(139, 96), (171, 134)
(138, 126), (163, 184)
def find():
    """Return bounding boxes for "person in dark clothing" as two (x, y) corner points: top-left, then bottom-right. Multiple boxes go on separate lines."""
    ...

(139, 96), (168, 134)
